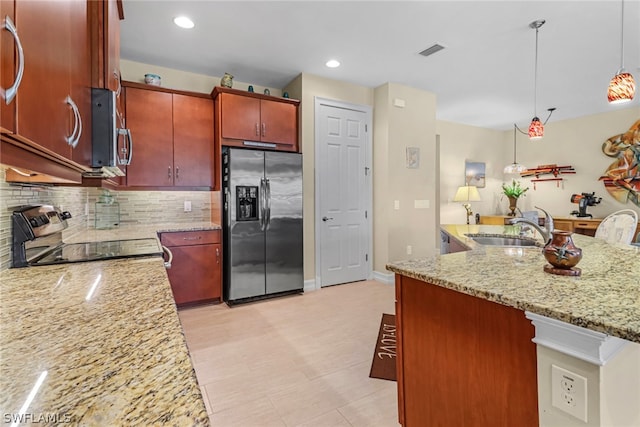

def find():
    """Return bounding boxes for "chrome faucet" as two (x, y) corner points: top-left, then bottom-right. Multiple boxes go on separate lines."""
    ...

(508, 206), (554, 244)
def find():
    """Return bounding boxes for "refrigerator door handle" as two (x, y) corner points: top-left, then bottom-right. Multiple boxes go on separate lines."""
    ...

(265, 178), (272, 229)
(260, 178), (267, 231)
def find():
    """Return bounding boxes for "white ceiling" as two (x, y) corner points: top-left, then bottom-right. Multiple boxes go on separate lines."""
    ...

(120, 0), (640, 131)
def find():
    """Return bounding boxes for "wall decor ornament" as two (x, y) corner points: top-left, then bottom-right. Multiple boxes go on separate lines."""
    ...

(220, 72), (233, 88)
(406, 147), (420, 168)
(599, 119), (640, 207)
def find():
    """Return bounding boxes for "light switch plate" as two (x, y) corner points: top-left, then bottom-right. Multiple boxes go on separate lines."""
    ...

(394, 200), (400, 210)
(414, 199), (430, 209)
(184, 201), (192, 212)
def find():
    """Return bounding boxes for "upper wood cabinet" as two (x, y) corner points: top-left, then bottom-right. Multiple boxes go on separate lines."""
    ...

(0, 0), (91, 183)
(211, 87), (299, 151)
(89, 0), (123, 93)
(123, 83), (214, 189)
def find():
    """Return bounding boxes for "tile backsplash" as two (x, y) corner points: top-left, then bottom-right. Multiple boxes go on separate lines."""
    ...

(0, 168), (212, 270)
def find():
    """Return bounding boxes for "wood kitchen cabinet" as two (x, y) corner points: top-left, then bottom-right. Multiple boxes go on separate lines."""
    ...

(395, 274), (538, 426)
(160, 230), (222, 307)
(212, 86), (299, 150)
(123, 83), (214, 189)
(2, 0), (88, 159)
(1, 0), (91, 183)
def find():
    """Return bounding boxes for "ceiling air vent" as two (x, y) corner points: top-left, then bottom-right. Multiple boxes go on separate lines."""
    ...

(419, 44), (445, 57)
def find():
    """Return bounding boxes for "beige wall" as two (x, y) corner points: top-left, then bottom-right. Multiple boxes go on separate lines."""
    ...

(515, 107), (640, 218)
(437, 121), (507, 224)
(437, 107), (640, 222)
(537, 343), (640, 426)
(374, 83), (438, 271)
(121, 59), (281, 96)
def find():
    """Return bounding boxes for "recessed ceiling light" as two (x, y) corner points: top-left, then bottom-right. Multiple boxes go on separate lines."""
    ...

(325, 59), (340, 68)
(173, 16), (194, 29)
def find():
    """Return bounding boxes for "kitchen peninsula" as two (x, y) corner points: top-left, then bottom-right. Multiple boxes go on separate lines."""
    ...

(387, 224), (640, 427)
(0, 222), (220, 425)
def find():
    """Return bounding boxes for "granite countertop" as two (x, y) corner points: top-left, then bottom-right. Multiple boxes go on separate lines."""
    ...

(387, 224), (640, 343)
(0, 222), (220, 425)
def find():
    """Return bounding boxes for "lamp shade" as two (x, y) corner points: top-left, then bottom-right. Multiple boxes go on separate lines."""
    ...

(528, 117), (544, 140)
(453, 185), (481, 202)
(504, 163), (527, 174)
(608, 71), (636, 104)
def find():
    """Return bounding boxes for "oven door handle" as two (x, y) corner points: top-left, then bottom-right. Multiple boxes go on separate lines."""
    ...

(162, 245), (173, 269)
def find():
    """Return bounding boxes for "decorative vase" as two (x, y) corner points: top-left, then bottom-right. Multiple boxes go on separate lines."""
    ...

(543, 230), (583, 276)
(220, 73), (234, 88)
(508, 196), (518, 216)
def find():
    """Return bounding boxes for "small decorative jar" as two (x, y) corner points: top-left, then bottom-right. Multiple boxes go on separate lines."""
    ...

(543, 230), (582, 276)
(263, 88), (270, 96)
(220, 73), (234, 88)
(144, 73), (161, 86)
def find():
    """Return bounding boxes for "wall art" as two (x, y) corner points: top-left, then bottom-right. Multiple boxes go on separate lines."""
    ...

(599, 119), (640, 207)
(406, 147), (420, 169)
(465, 161), (486, 188)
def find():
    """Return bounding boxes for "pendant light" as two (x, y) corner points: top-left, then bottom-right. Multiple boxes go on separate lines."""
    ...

(607, 0), (636, 104)
(516, 20), (555, 140)
(504, 125), (527, 174)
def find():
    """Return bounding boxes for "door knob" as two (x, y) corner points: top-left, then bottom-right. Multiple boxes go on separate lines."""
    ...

(322, 216), (334, 222)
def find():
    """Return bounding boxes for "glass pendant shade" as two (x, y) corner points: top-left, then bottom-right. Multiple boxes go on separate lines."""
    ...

(608, 71), (636, 104)
(528, 117), (544, 140)
(504, 163), (527, 174)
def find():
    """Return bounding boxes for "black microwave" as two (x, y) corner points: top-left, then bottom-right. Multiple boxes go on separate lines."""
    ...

(88, 88), (132, 177)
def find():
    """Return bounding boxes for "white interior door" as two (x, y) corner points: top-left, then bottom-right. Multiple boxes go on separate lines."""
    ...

(315, 99), (371, 287)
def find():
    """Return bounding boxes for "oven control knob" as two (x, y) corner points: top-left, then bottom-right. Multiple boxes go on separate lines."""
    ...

(29, 218), (38, 228)
(60, 211), (72, 220)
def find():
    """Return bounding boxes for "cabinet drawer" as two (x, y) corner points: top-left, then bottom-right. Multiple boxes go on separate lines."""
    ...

(574, 221), (598, 229)
(160, 229), (221, 246)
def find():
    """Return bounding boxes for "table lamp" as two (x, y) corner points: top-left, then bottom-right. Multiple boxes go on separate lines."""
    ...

(453, 185), (481, 224)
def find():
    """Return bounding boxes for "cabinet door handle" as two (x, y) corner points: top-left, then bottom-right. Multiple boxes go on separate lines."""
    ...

(175, 166), (179, 180)
(168, 166), (172, 179)
(216, 247), (220, 264)
(117, 128), (133, 165)
(2, 16), (24, 104)
(65, 96), (81, 147)
(262, 123), (266, 137)
(114, 69), (121, 97)
(162, 245), (173, 269)
(182, 236), (202, 241)
(255, 123), (260, 136)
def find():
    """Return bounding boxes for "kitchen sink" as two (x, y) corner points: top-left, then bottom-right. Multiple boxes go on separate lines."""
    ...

(466, 234), (541, 247)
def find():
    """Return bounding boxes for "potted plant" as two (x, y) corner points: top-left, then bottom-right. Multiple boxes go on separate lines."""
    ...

(502, 179), (529, 216)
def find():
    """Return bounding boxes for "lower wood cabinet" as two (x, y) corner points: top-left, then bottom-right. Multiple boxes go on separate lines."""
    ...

(395, 274), (538, 426)
(160, 230), (222, 307)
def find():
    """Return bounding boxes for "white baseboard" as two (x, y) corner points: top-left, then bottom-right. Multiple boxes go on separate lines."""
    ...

(303, 279), (317, 292)
(372, 270), (394, 285)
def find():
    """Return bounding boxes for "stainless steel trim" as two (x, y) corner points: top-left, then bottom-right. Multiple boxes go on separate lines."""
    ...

(124, 128), (133, 165)
(260, 177), (266, 231)
(114, 69), (121, 97)
(65, 96), (80, 146)
(162, 245), (173, 269)
(2, 16), (24, 104)
(265, 178), (271, 229)
(243, 141), (277, 149)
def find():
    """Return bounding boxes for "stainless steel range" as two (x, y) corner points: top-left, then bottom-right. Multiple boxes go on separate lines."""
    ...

(11, 205), (162, 268)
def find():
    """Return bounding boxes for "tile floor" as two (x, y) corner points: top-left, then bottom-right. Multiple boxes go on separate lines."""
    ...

(178, 280), (400, 427)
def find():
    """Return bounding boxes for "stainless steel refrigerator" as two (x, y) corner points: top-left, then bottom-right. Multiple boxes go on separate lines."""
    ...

(222, 147), (303, 304)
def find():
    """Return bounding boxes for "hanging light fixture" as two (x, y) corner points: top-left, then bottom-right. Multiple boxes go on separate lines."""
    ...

(607, 0), (636, 104)
(516, 20), (555, 141)
(504, 125), (527, 174)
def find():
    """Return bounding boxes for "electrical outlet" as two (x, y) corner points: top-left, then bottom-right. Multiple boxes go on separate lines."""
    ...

(406, 245), (412, 255)
(551, 364), (588, 422)
(184, 201), (192, 212)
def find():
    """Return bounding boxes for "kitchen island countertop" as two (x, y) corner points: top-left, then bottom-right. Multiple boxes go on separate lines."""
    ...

(387, 224), (640, 343)
(0, 222), (220, 425)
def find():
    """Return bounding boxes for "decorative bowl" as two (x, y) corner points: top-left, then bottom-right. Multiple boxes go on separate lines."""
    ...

(144, 74), (161, 86)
